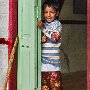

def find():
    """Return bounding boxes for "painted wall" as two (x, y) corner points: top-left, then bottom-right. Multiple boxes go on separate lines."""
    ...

(0, 0), (9, 89)
(59, 0), (87, 73)
(60, 0), (86, 20)
(0, 0), (18, 89)
(87, 0), (90, 89)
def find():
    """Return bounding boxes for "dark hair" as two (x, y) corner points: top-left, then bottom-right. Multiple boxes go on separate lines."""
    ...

(42, 0), (60, 12)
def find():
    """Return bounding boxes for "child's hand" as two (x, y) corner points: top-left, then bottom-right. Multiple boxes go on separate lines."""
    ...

(37, 20), (45, 29)
(42, 35), (47, 43)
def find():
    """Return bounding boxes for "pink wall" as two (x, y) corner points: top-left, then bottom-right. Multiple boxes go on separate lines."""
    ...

(87, 0), (90, 89)
(8, 0), (18, 90)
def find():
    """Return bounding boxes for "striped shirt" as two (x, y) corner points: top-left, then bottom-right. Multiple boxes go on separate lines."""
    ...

(41, 19), (62, 67)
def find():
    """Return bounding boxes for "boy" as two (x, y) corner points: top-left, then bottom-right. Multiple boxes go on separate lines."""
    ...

(37, 0), (63, 90)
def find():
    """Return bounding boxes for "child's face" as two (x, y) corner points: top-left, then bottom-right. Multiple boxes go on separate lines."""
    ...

(43, 6), (59, 23)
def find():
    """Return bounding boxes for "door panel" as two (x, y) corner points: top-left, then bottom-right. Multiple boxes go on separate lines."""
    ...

(18, 0), (41, 89)
(20, 47), (30, 90)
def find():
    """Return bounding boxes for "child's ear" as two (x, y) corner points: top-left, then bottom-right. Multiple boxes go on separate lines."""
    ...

(56, 11), (59, 16)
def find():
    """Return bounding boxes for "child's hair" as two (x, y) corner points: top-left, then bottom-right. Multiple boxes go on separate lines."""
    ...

(42, 0), (60, 12)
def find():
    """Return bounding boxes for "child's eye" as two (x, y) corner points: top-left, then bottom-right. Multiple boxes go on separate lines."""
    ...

(50, 12), (54, 13)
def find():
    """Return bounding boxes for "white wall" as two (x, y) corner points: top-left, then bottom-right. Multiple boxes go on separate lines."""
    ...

(0, 0), (9, 89)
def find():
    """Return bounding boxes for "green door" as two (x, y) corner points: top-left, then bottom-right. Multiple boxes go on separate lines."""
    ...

(18, 0), (41, 90)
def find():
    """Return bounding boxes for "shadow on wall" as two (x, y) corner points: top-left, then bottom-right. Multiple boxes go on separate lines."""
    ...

(61, 48), (70, 73)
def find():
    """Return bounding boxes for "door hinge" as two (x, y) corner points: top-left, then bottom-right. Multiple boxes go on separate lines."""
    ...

(35, 6), (39, 18)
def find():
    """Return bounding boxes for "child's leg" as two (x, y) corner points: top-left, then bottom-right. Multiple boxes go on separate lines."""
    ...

(49, 71), (63, 90)
(41, 71), (63, 90)
(41, 72), (50, 90)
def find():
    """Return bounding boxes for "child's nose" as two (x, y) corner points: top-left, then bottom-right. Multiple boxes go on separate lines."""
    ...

(47, 12), (50, 16)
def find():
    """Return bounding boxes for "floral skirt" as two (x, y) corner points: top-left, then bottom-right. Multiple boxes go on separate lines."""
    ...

(41, 71), (63, 90)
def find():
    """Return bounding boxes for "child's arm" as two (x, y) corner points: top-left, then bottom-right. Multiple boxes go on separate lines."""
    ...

(41, 35), (47, 43)
(37, 20), (47, 43)
(37, 20), (62, 42)
(42, 21), (62, 42)
(37, 20), (45, 29)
